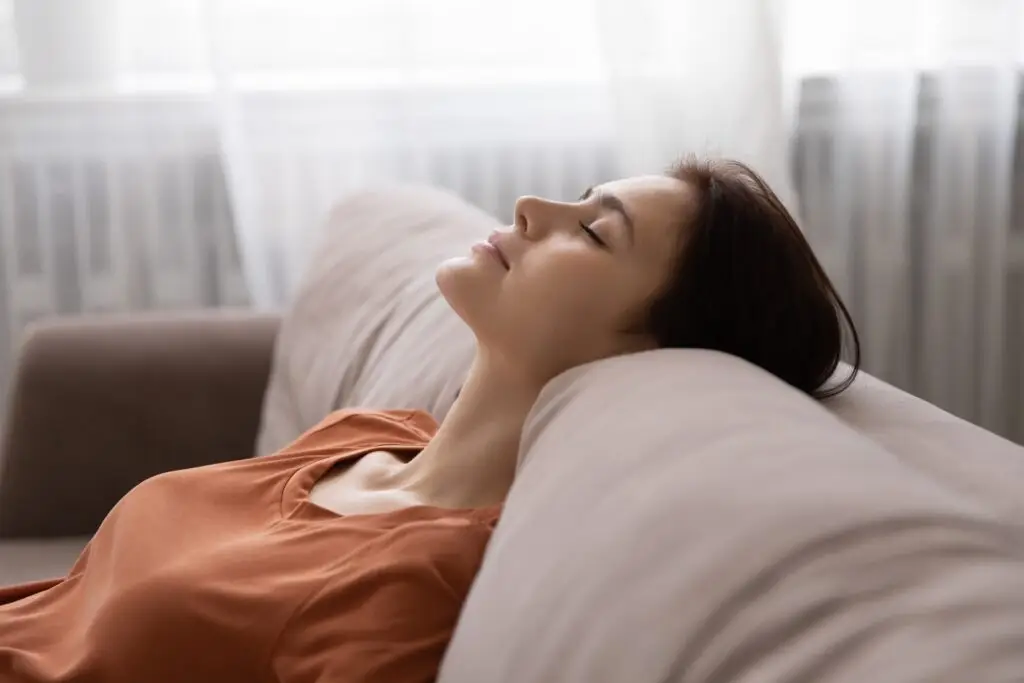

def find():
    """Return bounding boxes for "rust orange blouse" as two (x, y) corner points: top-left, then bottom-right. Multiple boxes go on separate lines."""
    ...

(0, 409), (499, 683)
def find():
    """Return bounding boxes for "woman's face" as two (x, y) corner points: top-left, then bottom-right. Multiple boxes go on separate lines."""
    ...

(437, 175), (693, 383)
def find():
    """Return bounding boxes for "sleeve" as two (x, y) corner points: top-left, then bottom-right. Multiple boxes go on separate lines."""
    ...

(272, 522), (491, 683)
(0, 578), (63, 606)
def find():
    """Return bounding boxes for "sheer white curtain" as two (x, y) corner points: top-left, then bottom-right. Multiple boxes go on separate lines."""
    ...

(200, 0), (612, 305)
(783, 0), (1024, 440)
(0, 0), (1020, 440)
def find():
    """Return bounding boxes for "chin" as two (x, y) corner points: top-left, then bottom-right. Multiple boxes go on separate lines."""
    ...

(435, 255), (498, 335)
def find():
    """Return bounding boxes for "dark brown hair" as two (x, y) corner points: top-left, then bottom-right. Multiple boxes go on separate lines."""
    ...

(643, 157), (860, 398)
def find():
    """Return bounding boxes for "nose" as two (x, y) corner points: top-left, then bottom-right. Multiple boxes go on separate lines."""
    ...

(513, 195), (560, 239)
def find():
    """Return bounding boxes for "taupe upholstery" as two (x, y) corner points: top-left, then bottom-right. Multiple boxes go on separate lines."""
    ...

(0, 311), (279, 581)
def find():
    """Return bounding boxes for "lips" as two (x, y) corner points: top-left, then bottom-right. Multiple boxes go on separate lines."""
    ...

(486, 233), (511, 269)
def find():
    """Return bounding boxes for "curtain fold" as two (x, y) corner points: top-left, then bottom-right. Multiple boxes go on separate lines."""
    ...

(782, 0), (1022, 439)
(917, 68), (1019, 432)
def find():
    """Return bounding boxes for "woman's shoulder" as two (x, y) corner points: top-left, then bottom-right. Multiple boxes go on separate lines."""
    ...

(273, 409), (439, 458)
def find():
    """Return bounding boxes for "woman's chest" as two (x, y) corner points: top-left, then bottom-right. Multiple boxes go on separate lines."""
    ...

(77, 509), (387, 682)
(83, 533), (304, 681)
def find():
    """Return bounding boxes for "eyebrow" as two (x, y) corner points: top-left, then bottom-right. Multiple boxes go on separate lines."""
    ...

(581, 186), (635, 246)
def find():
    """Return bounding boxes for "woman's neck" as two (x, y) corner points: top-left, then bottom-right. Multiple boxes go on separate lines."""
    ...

(390, 350), (544, 510)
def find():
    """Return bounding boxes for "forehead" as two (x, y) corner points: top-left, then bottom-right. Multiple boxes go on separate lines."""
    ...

(599, 175), (692, 253)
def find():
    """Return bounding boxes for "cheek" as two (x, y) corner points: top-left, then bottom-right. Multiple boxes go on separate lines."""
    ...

(504, 255), (623, 335)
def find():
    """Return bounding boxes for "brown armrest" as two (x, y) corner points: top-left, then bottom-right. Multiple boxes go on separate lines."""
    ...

(0, 310), (280, 538)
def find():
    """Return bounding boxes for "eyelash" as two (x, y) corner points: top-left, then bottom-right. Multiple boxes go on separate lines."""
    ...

(579, 221), (607, 248)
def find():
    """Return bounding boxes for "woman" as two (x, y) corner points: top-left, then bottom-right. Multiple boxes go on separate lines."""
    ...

(0, 158), (859, 683)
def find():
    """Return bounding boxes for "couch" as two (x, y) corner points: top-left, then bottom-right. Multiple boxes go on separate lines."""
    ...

(3, 185), (1023, 681)
(0, 312), (280, 585)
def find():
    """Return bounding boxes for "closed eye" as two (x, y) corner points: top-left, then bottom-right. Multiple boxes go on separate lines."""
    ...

(579, 221), (608, 248)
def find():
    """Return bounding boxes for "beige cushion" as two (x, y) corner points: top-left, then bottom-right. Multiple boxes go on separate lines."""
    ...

(256, 186), (497, 455)
(826, 368), (1024, 523)
(440, 350), (1024, 682)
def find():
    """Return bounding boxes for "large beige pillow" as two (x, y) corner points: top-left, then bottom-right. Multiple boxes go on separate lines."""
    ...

(826, 368), (1024, 523)
(440, 350), (1024, 682)
(256, 186), (498, 455)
